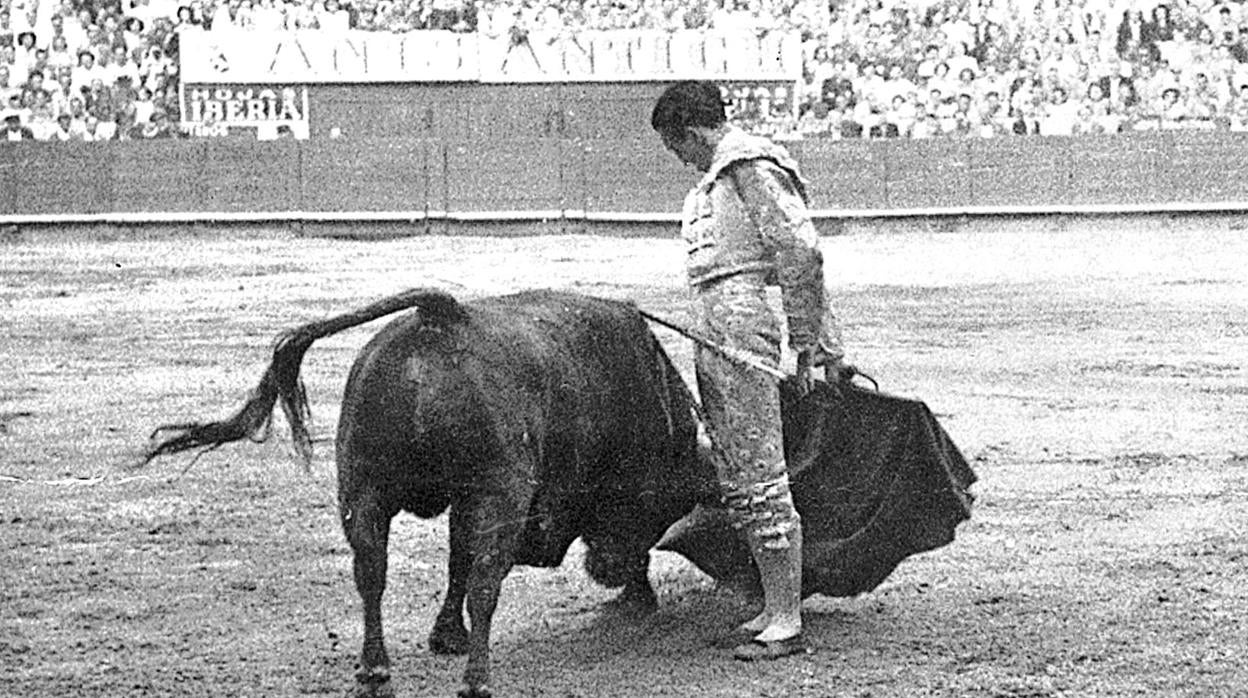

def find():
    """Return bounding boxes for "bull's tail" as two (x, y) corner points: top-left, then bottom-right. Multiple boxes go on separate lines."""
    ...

(141, 288), (466, 470)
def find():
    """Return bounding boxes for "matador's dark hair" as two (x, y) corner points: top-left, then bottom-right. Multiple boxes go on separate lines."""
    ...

(650, 81), (727, 135)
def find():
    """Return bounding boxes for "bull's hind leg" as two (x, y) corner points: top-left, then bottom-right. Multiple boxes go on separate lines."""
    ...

(457, 494), (524, 698)
(343, 489), (397, 698)
(429, 502), (471, 655)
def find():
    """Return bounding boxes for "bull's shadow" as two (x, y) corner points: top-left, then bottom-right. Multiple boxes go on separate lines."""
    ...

(385, 559), (995, 697)
(378, 562), (866, 697)
(391, 573), (763, 695)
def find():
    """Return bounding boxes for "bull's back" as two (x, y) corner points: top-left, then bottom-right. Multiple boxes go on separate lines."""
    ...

(336, 289), (709, 555)
(471, 290), (688, 462)
(335, 291), (500, 517)
(333, 290), (604, 516)
(471, 291), (709, 560)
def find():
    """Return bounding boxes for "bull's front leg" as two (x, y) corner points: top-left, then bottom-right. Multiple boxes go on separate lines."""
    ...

(584, 534), (658, 614)
(343, 491), (395, 698)
(458, 495), (522, 698)
(429, 502), (471, 655)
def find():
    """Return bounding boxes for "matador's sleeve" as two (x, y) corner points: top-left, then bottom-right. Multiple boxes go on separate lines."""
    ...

(727, 159), (843, 362)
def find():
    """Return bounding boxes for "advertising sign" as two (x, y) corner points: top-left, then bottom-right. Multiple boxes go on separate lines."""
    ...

(179, 30), (480, 83)
(477, 29), (801, 82)
(179, 29), (799, 84)
(179, 84), (310, 138)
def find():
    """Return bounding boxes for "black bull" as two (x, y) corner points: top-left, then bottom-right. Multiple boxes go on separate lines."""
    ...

(144, 288), (975, 698)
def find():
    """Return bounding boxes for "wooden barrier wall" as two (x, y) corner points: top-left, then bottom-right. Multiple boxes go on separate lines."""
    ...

(5, 133), (1248, 220)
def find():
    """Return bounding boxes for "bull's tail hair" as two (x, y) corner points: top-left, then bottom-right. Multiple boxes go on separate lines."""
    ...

(141, 288), (464, 470)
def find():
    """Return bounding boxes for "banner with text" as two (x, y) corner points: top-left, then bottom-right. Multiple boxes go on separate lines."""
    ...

(476, 30), (801, 82)
(179, 84), (310, 138)
(178, 30), (799, 84)
(179, 30), (480, 83)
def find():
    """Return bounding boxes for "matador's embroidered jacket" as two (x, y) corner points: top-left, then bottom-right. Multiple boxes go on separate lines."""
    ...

(680, 126), (842, 361)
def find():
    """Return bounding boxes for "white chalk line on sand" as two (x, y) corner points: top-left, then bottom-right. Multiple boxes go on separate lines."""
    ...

(0, 473), (155, 486)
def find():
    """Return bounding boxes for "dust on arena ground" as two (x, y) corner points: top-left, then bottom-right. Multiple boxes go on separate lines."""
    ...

(2, 216), (1246, 697)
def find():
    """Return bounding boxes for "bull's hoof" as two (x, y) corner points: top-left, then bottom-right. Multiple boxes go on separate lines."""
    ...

(351, 666), (394, 698)
(429, 622), (470, 655)
(457, 684), (492, 698)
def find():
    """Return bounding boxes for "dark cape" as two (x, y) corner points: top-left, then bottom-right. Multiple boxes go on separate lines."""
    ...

(658, 376), (977, 597)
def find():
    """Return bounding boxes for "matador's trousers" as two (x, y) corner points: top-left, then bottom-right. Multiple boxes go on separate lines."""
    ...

(692, 271), (801, 549)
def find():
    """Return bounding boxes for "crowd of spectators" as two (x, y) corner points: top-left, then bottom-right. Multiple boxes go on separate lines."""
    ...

(2, 0), (189, 140)
(776, 0), (1248, 139)
(5, 0), (1248, 142)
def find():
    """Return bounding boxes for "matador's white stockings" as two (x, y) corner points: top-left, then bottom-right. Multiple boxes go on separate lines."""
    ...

(742, 520), (803, 642)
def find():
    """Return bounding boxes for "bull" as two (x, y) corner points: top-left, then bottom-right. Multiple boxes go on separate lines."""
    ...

(144, 288), (718, 698)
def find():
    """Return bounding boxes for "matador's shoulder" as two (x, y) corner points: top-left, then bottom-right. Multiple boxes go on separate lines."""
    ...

(720, 157), (803, 201)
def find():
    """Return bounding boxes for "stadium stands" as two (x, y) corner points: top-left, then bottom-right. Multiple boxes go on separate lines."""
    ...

(3, 0), (1248, 141)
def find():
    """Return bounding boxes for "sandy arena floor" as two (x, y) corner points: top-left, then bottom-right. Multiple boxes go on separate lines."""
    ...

(2, 216), (1246, 697)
